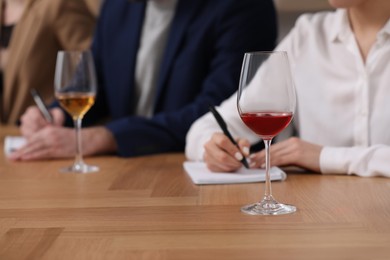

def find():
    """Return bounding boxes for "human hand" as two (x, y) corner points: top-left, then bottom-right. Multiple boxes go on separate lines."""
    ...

(203, 132), (251, 172)
(9, 126), (117, 161)
(8, 125), (76, 161)
(249, 137), (322, 172)
(19, 106), (65, 137)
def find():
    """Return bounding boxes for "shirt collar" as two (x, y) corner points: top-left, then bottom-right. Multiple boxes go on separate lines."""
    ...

(377, 18), (390, 43)
(330, 9), (390, 43)
(329, 9), (351, 43)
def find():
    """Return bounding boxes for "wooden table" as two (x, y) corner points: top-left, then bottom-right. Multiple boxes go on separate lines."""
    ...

(1, 126), (390, 259)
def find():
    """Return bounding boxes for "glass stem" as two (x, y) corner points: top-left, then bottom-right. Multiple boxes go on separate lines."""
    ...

(74, 117), (84, 166)
(263, 138), (273, 200)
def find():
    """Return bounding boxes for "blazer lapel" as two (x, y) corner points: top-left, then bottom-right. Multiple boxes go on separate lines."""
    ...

(110, 2), (145, 116)
(123, 3), (145, 85)
(153, 0), (204, 107)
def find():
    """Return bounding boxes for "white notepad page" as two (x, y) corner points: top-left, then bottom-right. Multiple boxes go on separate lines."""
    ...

(183, 161), (286, 185)
(4, 136), (26, 156)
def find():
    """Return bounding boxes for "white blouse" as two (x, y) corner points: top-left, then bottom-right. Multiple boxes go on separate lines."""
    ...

(185, 9), (390, 177)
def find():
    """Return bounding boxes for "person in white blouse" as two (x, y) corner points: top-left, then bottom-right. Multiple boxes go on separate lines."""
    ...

(185, 0), (390, 177)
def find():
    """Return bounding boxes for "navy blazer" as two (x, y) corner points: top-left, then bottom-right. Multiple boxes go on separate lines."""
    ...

(85, 0), (277, 156)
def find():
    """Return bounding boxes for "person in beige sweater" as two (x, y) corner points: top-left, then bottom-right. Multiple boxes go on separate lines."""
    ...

(0, 0), (100, 125)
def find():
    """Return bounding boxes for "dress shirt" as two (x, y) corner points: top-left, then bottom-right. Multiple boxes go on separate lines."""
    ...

(134, 0), (177, 117)
(185, 9), (390, 177)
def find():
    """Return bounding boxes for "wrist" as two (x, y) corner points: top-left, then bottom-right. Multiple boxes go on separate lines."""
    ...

(82, 127), (117, 156)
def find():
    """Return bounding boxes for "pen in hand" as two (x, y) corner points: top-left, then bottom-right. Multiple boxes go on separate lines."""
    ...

(30, 88), (53, 123)
(209, 105), (249, 168)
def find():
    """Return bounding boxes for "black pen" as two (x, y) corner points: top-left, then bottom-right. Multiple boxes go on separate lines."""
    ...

(209, 105), (249, 168)
(30, 88), (53, 123)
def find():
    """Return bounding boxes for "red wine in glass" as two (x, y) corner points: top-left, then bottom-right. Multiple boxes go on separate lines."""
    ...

(237, 51), (296, 215)
(240, 112), (293, 140)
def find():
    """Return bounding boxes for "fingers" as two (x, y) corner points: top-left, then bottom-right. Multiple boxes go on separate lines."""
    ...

(9, 139), (52, 161)
(248, 152), (263, 168)
(19, 107), (65, 137)
(254, 139), (296, 168)
(203, 133), (245, 172)
(8, 134), (51, 160)
(51, 108), (66, 126)
(204, 152), (239, 172)
(253, 137), (322, 172)
(20, 106), (52, 137)
(8, 126), (75, 161)
(237, 138), (250, 157)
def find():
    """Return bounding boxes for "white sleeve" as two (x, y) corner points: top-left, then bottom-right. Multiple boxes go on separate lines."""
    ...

(185, 112), (220, 161)
(185, 15), (303, 162)
(186, 13), (315, 161)
(320, 145), (390, 177)
(185, 92), (259, 161)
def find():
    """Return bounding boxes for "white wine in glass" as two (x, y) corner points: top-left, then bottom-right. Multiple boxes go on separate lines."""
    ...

(237, 51), (296, 215)
(54, 50), (98, 173)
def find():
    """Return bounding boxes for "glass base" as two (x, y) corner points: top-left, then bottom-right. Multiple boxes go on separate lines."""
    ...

(60, 162), (99, 174)
(241, 197), (296, 215)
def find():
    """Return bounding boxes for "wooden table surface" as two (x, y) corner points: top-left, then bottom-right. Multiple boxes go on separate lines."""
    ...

(1, 126), (390, 259)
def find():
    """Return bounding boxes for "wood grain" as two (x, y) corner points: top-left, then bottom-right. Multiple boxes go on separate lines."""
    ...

(1, 126), (390, 259)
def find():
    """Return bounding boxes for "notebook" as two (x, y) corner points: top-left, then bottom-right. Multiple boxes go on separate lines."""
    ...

(4, 136), (26, 156)
(183, 161), (286, 185)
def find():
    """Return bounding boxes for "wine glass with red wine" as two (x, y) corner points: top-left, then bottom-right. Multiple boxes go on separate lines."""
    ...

(237, 51), (296, 215)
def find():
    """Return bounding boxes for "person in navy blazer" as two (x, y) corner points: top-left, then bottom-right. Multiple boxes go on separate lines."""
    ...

(13, 0), (277, 160)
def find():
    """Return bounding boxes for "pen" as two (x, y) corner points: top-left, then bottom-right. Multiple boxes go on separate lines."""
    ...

(209, 105), (249, 168)
(30, 88), (53, 123)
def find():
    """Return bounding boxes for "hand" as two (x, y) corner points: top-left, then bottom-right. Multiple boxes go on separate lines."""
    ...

(203, 132), (250, 172)
(9, 125), (76, 160)
(250, 137), (322, 172)
(8, 126), (118, 161)
(19, 106), (65, 137)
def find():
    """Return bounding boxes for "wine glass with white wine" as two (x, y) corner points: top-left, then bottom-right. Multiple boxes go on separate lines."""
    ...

(54, 50), (98, 173)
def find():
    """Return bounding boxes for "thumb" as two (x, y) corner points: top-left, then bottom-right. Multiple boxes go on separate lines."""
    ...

(51, 108), (66, 126)
(237, 138), (251, 156)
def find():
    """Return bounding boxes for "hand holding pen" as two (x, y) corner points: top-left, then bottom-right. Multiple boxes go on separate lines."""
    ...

(209, 106), (249, 168)
(30, 88), (53, 123)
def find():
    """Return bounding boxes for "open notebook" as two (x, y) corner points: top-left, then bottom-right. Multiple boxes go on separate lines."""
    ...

(183, 161), (287, 185)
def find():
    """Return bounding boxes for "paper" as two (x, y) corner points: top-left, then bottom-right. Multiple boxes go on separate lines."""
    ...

(4, 136), (26, 156)
(183, 161), (286, 185)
